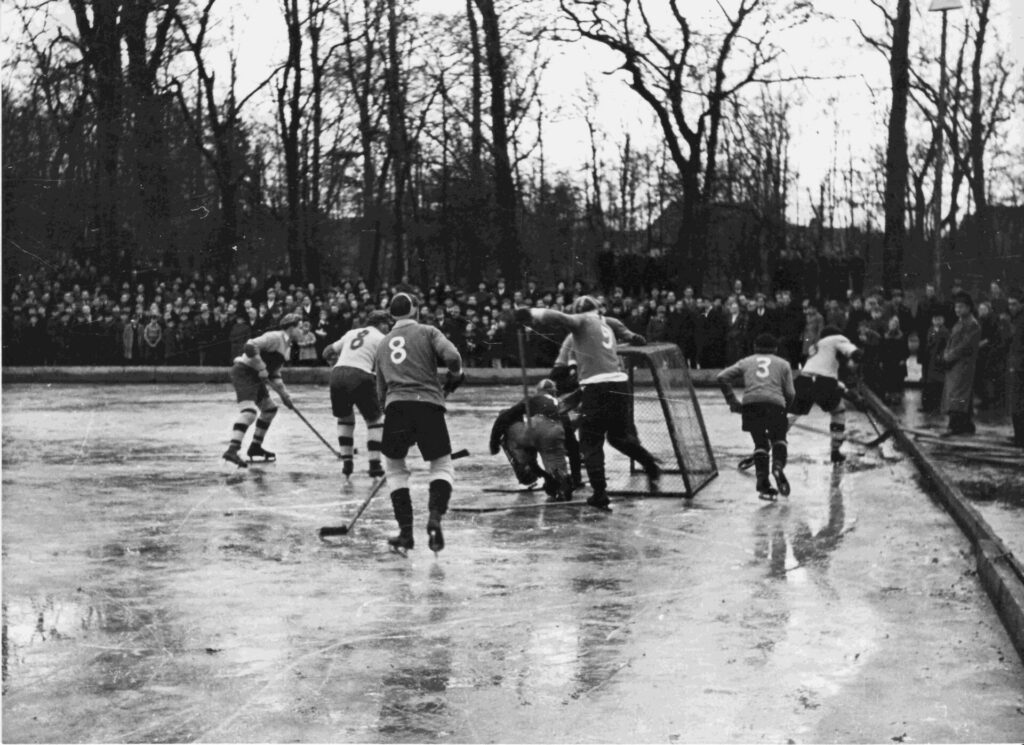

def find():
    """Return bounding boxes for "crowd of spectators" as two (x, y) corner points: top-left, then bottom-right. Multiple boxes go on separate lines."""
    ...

(2, 257), (1018, 416)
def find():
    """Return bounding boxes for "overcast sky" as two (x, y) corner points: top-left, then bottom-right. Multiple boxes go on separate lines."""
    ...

(213, 0), (1022, 225)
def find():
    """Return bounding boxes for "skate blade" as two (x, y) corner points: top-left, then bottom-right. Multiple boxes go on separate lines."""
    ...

(758, 492), (778, 502)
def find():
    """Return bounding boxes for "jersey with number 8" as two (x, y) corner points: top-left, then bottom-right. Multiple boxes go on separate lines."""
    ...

(375, 318), (463, 410)
(717, 352), (795, 409)
(328, 326), (386, 374)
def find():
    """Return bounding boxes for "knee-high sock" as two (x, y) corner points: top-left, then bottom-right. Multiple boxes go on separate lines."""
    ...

(229, 408), (258, 450)
(366, 416), (383, 465)
(829, 407), (846, 452)
(336, 417), (355, 463)
(772, 440), (788, 471)
(390, 488), (413, 531)
(252, 408), (277, 445)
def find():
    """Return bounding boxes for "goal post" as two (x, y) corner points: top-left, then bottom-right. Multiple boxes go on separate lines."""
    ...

(607, 343), (718, 498)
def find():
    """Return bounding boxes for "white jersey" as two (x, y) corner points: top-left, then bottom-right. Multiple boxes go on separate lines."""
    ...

(328, 326), (386, 375)
(801, 333), (859, 379)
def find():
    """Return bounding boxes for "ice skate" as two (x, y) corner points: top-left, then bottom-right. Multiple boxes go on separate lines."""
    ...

(586, 491), (612, 512)
(426, 513), (445, 554)
(223, 448), (248, 469)
(342, 459), (354, 478)
(830, 449), (846, 464)
(247, 443), (276, 463)
(738, 454), (756, 471)
(772, 466), (790, 497)
(756, 475), (778, 501)
(368, 461), (385, 479)
(645, 460), (662, 494)
(388, 530), (414, 557)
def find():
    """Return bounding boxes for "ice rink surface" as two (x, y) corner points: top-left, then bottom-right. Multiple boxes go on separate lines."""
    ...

(2, 383), (1023, 743)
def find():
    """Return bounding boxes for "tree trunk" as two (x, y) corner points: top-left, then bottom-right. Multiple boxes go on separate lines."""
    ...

(474, 0), (521, 285)
(881, 0), (911, 290)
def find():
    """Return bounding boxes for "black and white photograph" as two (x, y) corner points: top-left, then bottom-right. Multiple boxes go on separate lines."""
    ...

(2, 0), (1023, 741)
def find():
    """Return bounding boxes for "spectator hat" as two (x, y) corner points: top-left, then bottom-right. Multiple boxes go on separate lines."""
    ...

(279, 313), (302, 329)
(389, 292), (418, 320)
(952, 291), (974, 310)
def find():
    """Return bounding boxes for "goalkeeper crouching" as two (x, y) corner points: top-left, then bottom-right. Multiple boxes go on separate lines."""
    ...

(489, 379), (574, 502)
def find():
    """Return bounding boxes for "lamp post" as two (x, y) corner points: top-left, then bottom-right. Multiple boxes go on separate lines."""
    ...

(928, 0), (962, 294)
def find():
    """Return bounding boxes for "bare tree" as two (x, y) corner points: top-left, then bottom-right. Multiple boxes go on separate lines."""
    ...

(560, 0), (813, 293)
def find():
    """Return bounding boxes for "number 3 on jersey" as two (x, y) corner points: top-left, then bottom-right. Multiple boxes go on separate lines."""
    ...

(389, 336), (407, 364)
(755, 356), (772, 379)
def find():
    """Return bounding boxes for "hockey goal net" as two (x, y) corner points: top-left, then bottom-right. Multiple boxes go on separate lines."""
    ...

(608, 343), (718, 498)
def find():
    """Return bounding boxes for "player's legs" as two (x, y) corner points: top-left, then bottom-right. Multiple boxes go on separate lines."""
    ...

(248, 396), (278, 460)
(415, 404), (455, 553)
(330, 368), (358, 476)
(813, 377), (847, 463)
(578, 384), (614, 509)
(381, 402), (416, 551)
(765, 404), (790, 496)
(224, 364), (261, 466)
(351, 372), (385, 477)
(504, 422), (544, 487)
(533, 416), (572, 501)
(603, 381), (661, 491)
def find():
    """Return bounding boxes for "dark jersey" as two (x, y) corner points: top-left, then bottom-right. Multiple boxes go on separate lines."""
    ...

(375, 318), (462, 409)
(717, 353), (795, 409)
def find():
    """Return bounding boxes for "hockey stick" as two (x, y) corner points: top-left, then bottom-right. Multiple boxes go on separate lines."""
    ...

(291, 404), (343, 459)
(318, 448), (470, 538)
(517, 328), (531, 423)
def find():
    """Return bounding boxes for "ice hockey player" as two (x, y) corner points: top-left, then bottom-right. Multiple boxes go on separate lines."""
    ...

(323, 310), (393, 479)
(717, 333), (796, 500)
(792, 325), (864, 463)
(489, 379), (574, 502)
(222, 313), (304, 468)
(515, 295), (659, 511)
(375, 292), (465, 555)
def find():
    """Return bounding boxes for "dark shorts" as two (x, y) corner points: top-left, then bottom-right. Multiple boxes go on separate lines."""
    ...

(330, 366), (382, 420)
(230, 362), (272, 406)
(790, 374), (842, 415)
(741, 401), (788, 440)
(381, 401), (452, 461)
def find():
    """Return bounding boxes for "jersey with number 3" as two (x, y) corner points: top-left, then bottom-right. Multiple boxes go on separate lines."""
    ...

(375, 319), (463, 410)
(718, 353), (795, 408)
(328, 326), (385, 374)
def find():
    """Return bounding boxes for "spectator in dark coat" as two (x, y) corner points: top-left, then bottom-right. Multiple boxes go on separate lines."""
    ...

(723, 299), (747, 364)
(941, 292), (982, 435)
(1005, 289), (1024, 447)
(921, 312), (949, 413)
(879, 315), (909, 405)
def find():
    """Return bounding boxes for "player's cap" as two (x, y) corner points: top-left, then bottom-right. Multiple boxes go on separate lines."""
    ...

(536, 378), (557, 394)
(389, 292), (419, 320)
(279, 313), (302, 329)
(366, 310), (392, 328)
(572, 295), (600, 314)
(820, 325), (843, 338)
(753, 333), (778, 352)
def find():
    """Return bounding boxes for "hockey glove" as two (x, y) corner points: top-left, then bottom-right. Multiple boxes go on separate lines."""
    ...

(278, 390), (295, 409)
(513, 308), (534, 328)
(631, 334), (647, 346)
(443, 369), (466, 396)
(729, 400), (743, 414)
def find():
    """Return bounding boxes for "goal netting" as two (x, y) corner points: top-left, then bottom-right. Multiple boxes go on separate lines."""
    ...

(606, 343), (718, 498)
